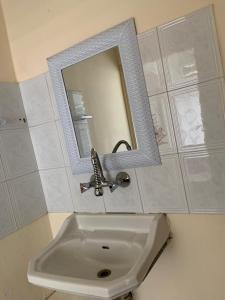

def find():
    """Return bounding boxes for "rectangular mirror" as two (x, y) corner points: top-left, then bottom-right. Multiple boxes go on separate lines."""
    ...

(48, 19), (160, 174)
(62, 47), (137, 158)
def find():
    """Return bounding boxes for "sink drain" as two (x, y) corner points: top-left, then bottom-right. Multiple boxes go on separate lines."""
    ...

(97, 269), (111, 278)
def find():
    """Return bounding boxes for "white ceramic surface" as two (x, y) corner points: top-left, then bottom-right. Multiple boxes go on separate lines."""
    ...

(28, 213), (170, 299)
(7, 172), (47, 227)
(66, 167), (106, 213)
(20, 74), (54, 126)
(158, 6), (223, 90)
(40, 168), (74, 212)
(30, 122), (65, 170)
(138, 28), (166, 96)
(169, 79), (225, 152)
(103, 169), (143, 213)
(136, 154), (188, 213)
(0, 129), (38, 179)
(149, 93), (177, 155)
(180, 149), (225, 212)
(0, 83), (27, 130)
(0, 182), (17, 239)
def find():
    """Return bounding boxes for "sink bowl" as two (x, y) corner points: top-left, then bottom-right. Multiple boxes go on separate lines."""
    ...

(28, 213), (170, 299)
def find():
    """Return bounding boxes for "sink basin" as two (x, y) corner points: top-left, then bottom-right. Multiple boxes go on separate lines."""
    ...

(28, 213), (170, 299)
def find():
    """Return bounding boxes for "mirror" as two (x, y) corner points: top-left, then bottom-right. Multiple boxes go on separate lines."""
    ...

(62, 47), (137, 157)
(48, 19), (160, 174)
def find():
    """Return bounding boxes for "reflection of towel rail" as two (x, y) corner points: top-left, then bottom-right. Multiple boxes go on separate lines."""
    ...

(73, 115), (93, 121)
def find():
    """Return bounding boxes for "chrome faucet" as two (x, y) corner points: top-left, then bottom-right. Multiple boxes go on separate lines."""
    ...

(80, 148), (130, 196)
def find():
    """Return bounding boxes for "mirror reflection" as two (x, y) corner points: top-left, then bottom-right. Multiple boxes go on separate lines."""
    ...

(62, 47), (137, 158)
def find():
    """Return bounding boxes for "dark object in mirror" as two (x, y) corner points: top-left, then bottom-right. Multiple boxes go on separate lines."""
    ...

(112, 140), (132, 153)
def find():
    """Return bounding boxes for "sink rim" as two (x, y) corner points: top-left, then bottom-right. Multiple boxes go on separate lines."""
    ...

(28, 213), (170, 299)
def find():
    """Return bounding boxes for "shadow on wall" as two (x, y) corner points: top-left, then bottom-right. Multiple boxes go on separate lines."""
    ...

(0, 214), (53, 300)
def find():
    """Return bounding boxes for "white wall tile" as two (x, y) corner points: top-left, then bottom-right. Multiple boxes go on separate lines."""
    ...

(169, 79), (225, 152)
(136, 155), (188, 213)
(20, 73), (54, 126)
(0, 182), (17, 239)
(0, 83), (27, 130)
(46, 72), (60, 120)
(0, 129), (37, 179)
(150, 93), (177, 155)
(158, 6), (223, 90)
(180, 150), (225, 212)
(56, 120), (70, 166)
(66, 167), (105, 213)
(138, 28), (166, 96)
(0, 156), (5, 182)
(103, 168), (143, 213)
(7, 172), (47, 227)
(30, 122), (65, 170)
(40, 168), (74, 212)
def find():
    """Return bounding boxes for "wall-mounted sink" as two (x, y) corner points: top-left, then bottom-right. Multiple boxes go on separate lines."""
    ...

(28, 213), (170, 299)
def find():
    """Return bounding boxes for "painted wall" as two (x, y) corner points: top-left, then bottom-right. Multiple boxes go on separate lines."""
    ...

(0, 1), (225, 300)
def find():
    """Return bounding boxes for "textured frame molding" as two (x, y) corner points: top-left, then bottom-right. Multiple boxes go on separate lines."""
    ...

(48, 19), (160, 174)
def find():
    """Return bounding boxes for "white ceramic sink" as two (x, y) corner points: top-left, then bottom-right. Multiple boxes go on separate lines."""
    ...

(28, 213), (170, 299)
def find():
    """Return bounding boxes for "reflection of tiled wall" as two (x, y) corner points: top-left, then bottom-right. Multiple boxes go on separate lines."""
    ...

(0, 83), (47, 239)
(1, 5), (224, 237)
(138, 5), (225, 213)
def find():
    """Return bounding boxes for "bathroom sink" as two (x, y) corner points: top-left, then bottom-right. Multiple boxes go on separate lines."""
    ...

(28, 213), (170, 299)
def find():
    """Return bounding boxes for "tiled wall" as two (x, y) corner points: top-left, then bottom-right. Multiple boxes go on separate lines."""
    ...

(0, 83), (47, 239)
(1, 6), (225, 239)
(20, 5), (225, 215)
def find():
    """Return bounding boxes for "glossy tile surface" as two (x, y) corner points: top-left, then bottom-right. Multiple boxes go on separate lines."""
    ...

(30, 122), (64, 170)
(158, 6), (223, 90)
(0, 129), (37, 179)
(138, 28), (166, 96)
(20, 73), (54, 126)
(103, 169), (143, 213)
(0, 182), (17, 239)
(180, 150), (225, 212)
(169, 79), (225, 152)
(150, 93), (177, 154)
(66, 167), (105, 213)
(7, 172), (47, 227)
(136, 155), (188, 213)
(0, 83), (27, 130)
(40, 168), (73, 212)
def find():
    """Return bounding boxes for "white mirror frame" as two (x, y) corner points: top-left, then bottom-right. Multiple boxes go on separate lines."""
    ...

(48, 18), (161, 174)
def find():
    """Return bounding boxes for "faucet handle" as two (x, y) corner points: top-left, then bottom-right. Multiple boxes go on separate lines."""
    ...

(80, 182), (91, 193)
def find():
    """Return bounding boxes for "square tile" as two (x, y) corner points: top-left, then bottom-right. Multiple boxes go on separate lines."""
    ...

(169, 79), (225, 152)
(150, 93), (177, 155)
(0, 182), (17, 239)
(158, 6), (223, 90)
(103, 168), (143, 213)
(40, 168), (74, 212)
(56, 120), (70, 166)
(30, 122), (65, 170)
(0, 128), (37, 179)
(136, 154), (188, 212)
(180, 150), (225, 212)
(20, 73), (54, 126)
(46, 72), (60, 120)
(138, 28), (166, 96)
(7, 172), (47, 228)
(0, 155), (5, 182)
(66, 167), (105, 213)
(0, 82), (27, 130)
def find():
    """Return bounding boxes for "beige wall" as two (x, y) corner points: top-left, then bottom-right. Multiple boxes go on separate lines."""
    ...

(0, 3), (15, 82)
(0, 0), (225, 81)
(0, 215), (52, 300)
(0, 1), (225, 300)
